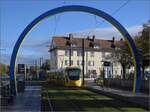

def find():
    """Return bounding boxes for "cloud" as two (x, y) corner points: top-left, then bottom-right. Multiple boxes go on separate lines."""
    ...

(63, 25), (143, 40)
(1, 52), (49, 65)
(22, 39), (50, 48)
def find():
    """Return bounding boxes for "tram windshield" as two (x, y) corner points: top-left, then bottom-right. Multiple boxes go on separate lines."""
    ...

(68, 69), (81, 80)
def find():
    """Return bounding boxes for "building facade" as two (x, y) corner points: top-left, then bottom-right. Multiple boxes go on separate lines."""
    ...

(49, 35), (125, 78)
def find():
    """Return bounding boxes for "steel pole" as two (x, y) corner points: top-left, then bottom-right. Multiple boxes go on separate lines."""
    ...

(82, 38), (85, 85)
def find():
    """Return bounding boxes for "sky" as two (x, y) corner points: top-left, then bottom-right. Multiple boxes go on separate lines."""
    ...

(0, 0), (149, 65)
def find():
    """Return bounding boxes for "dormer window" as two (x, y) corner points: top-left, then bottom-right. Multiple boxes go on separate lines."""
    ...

(66, 41), (71, 46)
(115, 47), (121, 50)
(89, 42), (94, 47)
(111, 43), (116, 48)
(66, 41), (77, 47)
(71, 43), (76, 47)
(94, 44), (100, 49)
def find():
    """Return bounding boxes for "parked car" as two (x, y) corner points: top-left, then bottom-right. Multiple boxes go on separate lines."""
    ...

(144, 71), (150, 80)
(39, 70), (47, 80)
(94, 77), (104, 86)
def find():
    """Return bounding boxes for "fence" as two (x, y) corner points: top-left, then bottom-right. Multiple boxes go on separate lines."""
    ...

(104, 78), (149, 94)
(0, 82), (14, 106)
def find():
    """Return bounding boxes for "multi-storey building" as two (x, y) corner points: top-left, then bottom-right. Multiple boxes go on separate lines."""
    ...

(49, 34), (125, 78)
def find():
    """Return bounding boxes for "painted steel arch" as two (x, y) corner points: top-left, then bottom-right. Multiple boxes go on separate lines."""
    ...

(10, 5), (141, 95)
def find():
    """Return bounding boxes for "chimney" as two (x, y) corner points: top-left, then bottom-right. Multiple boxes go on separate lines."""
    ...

(69, 33), (73, 40)
(92, 35), (95, 41)
(112, 37), (115, 43)
(111, 37), (115, 48)
(120, 38), (123, 41)
(86, 36), (90, 40)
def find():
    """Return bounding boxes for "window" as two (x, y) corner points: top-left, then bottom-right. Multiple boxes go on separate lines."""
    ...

(71, 51), (73, 56)
(90, 51), (94, 57)
(114, 62), (117, 66)
(115, 47), (121, 50)
(115, 70), (117, 75)
(77, 50), (82, 56)
(65, 50), (73, 56)
(94, 44), (100, 49)
(102, 52), (105, 57)
(88, 70), (96, 74)
(71, 43), (76, 47)
(77, 60), (82, 65)
(88, 61), (90, 66)
(77, 60), (79, 65)
(65, 60), (69, 65)
(71, 60), (73, 65)
(65, 50), (69, 56)
(65, 60), (73, 65)
(88, 61), (94, 66)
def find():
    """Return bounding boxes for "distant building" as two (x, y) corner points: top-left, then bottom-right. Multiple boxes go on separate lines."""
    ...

(49, 35), (126, 78)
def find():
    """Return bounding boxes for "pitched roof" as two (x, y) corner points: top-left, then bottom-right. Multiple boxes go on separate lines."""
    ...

(50, 36), (126, 51)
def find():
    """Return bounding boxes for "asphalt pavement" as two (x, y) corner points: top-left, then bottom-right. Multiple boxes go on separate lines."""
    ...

(1, 86), (41, 112)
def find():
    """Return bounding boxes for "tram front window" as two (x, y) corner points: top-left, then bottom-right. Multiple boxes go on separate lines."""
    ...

(68, 69), (81, 80)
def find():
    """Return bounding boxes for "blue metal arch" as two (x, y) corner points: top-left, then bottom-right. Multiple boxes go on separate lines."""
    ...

(10, 5), (141, 95)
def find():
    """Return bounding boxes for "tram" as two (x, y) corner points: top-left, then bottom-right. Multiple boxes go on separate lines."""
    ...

(47, 66), (82, 87)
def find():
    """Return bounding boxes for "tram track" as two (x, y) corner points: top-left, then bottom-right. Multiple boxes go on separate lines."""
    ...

(67, 87), (108, 110)
(46, 89), (54, 111)
(47, 85), (116, 111)
(56, 86), (82, 111)
(44, 84), (83, 111)
(76, 88), (125, 111)
(42, 83), (146, 112)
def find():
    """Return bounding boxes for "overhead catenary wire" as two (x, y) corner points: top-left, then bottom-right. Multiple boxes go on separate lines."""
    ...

(52, 0), (131, 38)
(99, 0), (131, 25)
(53, 13), (62, 36)
(87, 0), (131, 37)
(53, 1), (66, 36)
(87, 15), (99, 36)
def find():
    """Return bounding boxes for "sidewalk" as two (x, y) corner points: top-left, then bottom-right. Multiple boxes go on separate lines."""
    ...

(1, 86), (41, 112)
(85, 84), (149, 110)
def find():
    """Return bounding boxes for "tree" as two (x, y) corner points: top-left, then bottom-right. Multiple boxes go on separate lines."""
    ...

(135, 22), (150, 55)
(134, 21), (150, 78)
(41, 59), (50, 71)
(0, 64), (6, 76)
(119, 49), (133, 79)
(116, 42), (133, 79)
(104, 38), (133, 80)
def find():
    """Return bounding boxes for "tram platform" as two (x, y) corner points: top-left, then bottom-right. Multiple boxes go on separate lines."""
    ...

(1, 86), (41, 112)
